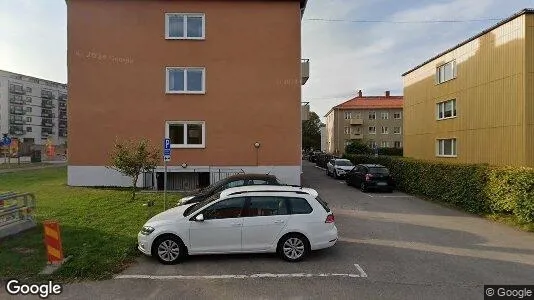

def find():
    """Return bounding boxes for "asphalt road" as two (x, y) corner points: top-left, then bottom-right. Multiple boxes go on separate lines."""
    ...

(2, 160), (534, 300)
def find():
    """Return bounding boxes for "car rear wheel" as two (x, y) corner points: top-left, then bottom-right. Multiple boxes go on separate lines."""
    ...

(360, 182), (368, 192)
(152, 234), (186, 265)
(278, 234), (310, 262)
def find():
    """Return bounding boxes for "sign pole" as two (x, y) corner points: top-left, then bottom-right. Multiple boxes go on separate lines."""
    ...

(164, 160), (167, 211)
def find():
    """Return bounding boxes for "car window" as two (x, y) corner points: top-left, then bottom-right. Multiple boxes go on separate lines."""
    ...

(202, 197), (246, 220)
(184, 192), (221, 217)
(287, 197), (313, 214)
(244, 196), (288, 217)
(315, 195), (331, 213)
(336, 160), (353, 166)
(250, 179), (270, 185)
(226, 180), (246, 189)
(369, 167), (390, 175)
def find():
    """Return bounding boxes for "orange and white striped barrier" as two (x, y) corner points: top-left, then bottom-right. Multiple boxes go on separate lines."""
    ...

(43, 220), (64, 264)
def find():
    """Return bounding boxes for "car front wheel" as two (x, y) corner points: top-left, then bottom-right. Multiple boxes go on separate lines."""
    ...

(278, 234), (310, 262)
(152, 235), (186, 265)
(360, 182), (368, 192)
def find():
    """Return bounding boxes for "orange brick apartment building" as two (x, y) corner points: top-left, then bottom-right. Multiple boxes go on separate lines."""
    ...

(67, 0), (309, 189)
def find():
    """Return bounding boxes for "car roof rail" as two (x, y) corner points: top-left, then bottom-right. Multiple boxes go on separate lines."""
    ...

(228, 190), (311, 196)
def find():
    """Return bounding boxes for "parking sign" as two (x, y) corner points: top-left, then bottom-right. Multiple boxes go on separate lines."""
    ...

(163, 138), (171, 161)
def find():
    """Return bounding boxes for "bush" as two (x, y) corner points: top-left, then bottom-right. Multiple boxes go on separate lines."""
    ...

(315, 153), (336, 169)
(345, 141), (372, 155)
(342, 154), (534, 224)
(377, 147), (403, 156)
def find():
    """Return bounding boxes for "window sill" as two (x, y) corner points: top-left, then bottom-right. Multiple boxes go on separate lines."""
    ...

(171, 144), (206, 149)
(166, 91), (206, 95)
(165, 37), (206, 40)
(436, 155), (457, 158)
(437, 116), (457, 121)
(435, 77), (456, 85)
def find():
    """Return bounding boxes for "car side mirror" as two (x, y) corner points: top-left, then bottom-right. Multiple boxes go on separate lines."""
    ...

(195, 214), (204, 222)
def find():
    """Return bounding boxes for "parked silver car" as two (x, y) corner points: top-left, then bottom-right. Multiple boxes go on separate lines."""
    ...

(326, 159), (355, 179)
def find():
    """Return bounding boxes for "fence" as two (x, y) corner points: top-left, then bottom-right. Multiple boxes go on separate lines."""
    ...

(0, 192), (36, 239)
(142, 168), (246, 191)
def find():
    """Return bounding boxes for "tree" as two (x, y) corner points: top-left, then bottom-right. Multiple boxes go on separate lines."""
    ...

(107, 138), (160, 200)
(345, 140), (372, 155)
(302, 111), (322, 151)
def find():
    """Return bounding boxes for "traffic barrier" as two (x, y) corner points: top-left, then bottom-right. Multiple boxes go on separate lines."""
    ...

(0, 192), (36, 239)
(43, 221), (64, 264)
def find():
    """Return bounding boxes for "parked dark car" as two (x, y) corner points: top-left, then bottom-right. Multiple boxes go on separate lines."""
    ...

(345, 164), (395, 192)
(308, 151), (322, 162)
(177, 174), (283, 205)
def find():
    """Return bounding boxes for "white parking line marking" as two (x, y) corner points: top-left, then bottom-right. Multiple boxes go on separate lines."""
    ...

(354, 264), (368, 278)
(115, 273), (365, 280)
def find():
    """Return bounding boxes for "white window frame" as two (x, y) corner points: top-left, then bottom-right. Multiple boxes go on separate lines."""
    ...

(394, 141), (402, 148)
(344, 112), (352, 120)
(436, 60), (457, 84)
(394, 112), (402, 119)
(436, 99), (457, 120)
(381, 141), (389, 148)
(166, 67), (206, 94)
(436, 138), (457, 157)
(165, 13), (206, 40)
(165, 121), (206, 148)
(381, 126), (389, 134)
(393, 127), (402, 134)
(344, 127), (350, 134)
(368, 126), (376, 134)
(369, 141), (377, 149)
(381, 112), (389, 120)
(354, 112), (361, 119)
(368, 111), (376, 120)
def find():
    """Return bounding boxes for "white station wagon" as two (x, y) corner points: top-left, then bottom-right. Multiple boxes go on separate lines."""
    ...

(138, 185), (338, 264)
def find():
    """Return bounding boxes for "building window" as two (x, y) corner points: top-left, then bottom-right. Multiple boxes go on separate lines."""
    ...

(393, 127), (401, 134)
(165, 121), (206, 148)
(353, 127), (361, 134)
(345, 140), (351, 146)
(436, 60), (456, 84)
(344, 112), (352, 120)
(394, 141), (402, 148)
(437, 99), (457, 120)
(166, 67), (205, 94)
(381, 112), (389, 120)
(381, 126), (389, 134)
(368, 112), (376, 120)
(369, 140), (377, 149)
(344, 127), (350, 134)
(368, 126), (376, 134)
(26, 117), (32, 122)
(394, 112), (402, 119)
(165, 13), (205, 40)
(25, 107), (32, 113)
(354, 112), (361, 119)
(436, 138), (457, 157)
(25, 87), (32, 93)
(381, 141), (389, 148)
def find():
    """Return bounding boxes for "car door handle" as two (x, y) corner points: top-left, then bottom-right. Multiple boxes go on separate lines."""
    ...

(273, 220), (285, 224)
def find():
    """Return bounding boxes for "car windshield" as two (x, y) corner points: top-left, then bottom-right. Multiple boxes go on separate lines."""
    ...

(183, 192), (221, 217)
(336, 160), (353, 166)
(369, 167), (389, 175)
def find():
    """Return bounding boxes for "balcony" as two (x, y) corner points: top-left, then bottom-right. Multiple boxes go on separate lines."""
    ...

(301, 59), (309, 85)
(41, 91), (54, 99)
(59, 94), (68, 101)
(9, 105), (24, 115)
(59, 130), (67, 137)
(349, 118), (364, 125)
(301, 102), (310, 121)
(9, 118), (24, 125)
(42, 121), (54, 127)
(9, 85), (25, 95)
(9, 126), (24, 136)
(350, 133), (363, 140)
(9, 96), (24, 105)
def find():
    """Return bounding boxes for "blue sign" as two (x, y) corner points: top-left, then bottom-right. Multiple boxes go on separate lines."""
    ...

(1, 136), (11, 147)
(163, 138), (171, 161)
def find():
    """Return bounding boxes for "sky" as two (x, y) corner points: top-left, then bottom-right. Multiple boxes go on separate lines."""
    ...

(1, 0), (534, 120)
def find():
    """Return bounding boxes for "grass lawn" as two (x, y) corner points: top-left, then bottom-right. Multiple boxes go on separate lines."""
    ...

(0, 162), (47, 170)
(0, 167), (177, 282)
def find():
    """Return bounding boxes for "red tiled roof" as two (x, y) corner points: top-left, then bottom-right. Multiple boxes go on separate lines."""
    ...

(335, 96), (403, 110)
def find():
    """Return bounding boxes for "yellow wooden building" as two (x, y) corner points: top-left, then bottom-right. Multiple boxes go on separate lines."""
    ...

(402, 9), (534, 167)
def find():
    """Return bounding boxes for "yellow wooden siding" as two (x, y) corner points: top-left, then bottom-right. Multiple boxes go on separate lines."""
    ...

(526, 14), (534, 166)
(404, 15), (529, 166)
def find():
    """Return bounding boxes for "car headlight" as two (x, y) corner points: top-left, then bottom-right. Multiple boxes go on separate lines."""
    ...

(140, 226), (155, 235)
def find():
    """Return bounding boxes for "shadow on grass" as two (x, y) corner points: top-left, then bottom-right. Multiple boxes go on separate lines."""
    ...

(0, 224), (141, 284)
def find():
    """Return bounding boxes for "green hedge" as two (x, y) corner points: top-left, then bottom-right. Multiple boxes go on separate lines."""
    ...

(342, 154), (534, 224)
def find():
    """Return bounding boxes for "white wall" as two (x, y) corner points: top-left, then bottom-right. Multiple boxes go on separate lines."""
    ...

(68, 165), (302, 187)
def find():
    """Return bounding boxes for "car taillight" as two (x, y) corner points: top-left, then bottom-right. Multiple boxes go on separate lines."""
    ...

(365, 174), (373, 181)
(325, 214), (335, 223)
